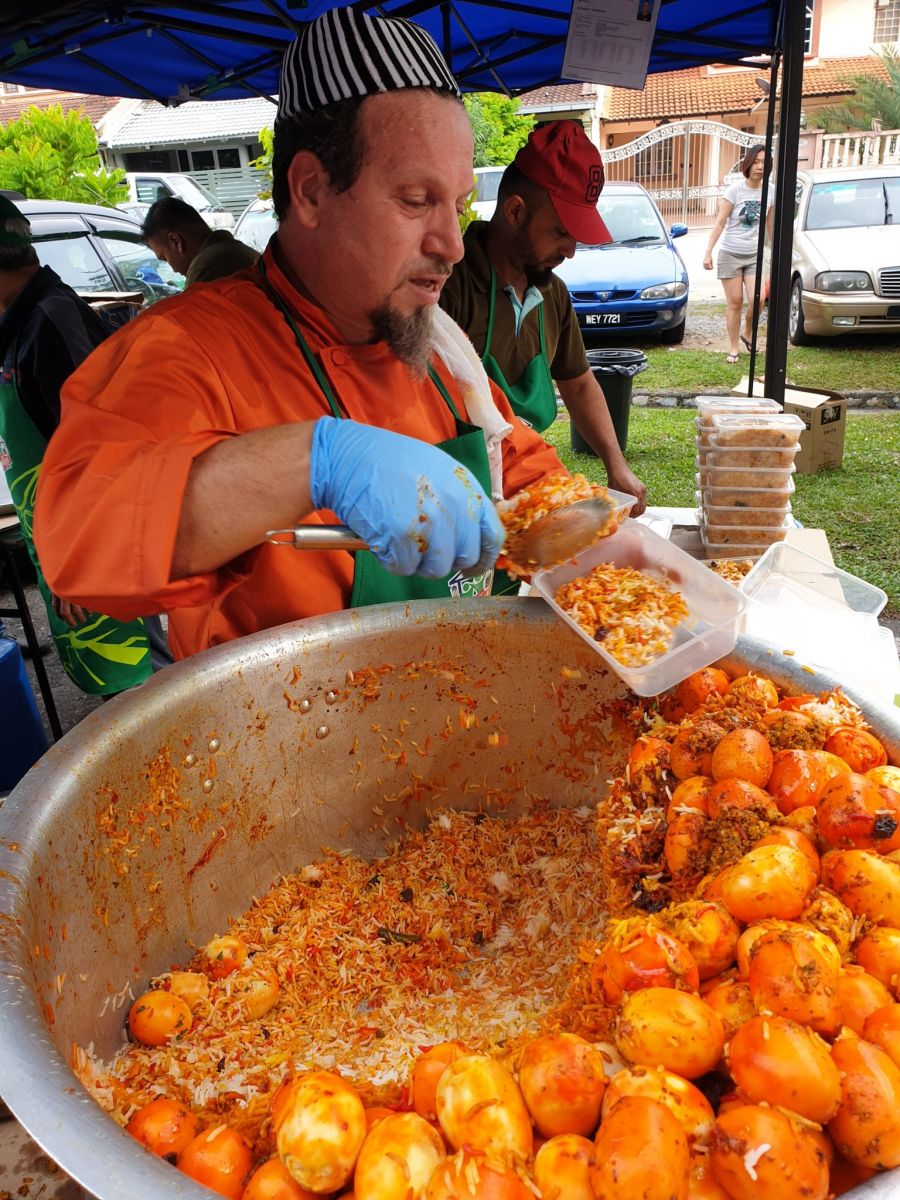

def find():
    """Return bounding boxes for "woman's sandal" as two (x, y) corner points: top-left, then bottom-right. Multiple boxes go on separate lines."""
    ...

(740, 335), (753, 352)
(726, 352), (740, 363)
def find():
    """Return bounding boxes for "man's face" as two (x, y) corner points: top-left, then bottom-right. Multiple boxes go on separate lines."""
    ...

(510, 196), (578, 288)
(295, 90), (474, 365)
(147, 232), (192, 276)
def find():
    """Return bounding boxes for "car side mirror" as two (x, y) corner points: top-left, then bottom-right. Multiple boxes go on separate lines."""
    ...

(670, 224), (689, 238)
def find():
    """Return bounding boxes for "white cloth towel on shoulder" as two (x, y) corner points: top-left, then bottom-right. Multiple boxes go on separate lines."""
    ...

(430, 305), (512, 501)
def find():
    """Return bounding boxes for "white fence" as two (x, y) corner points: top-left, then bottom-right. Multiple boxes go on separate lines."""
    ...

(821, 129), (900, 169)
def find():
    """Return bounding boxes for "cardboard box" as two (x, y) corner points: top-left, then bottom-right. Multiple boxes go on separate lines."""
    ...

(731, 377), (846, 474)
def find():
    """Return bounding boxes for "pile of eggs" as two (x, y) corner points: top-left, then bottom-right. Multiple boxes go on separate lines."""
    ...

(118, 666), (900, 1200)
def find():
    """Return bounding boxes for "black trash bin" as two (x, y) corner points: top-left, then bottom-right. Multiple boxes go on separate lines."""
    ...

(571, 348), (648, 455)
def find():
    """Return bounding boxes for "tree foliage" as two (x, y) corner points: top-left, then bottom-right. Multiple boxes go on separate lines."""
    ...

(250, 125), (274, 197)
(0, 105), (125, 205)
(809, 48), (900, 133)
(463, 93), (533, 166)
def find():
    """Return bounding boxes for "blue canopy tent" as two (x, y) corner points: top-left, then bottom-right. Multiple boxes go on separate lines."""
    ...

(0, 0), (804, 398)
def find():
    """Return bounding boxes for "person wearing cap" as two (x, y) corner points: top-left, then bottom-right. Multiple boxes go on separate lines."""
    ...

(141, 197), (259, 287)
(0, 195), (170, 694)
(440, 121), (646, 514)
(34, 9), (565, 660)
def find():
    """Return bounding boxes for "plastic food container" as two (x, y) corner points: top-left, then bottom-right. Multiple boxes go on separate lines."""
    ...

(703, 556), (760, 585)
(698, 462), (797, 490)
(700, 500), (791, 529)
(531, 520), (748, 696)
(705, 477), (795, 509)
(605, 487), (641, 530)
(710, 412), (805, 448)
(706, 444), (799, 470)
(695, 399), (780, 448)
(701, 518), (790, 548)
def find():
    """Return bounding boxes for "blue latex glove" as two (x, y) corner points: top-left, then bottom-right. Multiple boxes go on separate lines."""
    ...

(309, 418), (504, 579)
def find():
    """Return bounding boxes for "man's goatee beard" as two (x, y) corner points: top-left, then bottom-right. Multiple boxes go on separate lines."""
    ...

(370, 304), (434, 378)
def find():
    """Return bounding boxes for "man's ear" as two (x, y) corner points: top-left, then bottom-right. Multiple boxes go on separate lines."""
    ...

(501, 192), (529, 229)
(287, 150), (328, 230)
(169, 231), (184, 255)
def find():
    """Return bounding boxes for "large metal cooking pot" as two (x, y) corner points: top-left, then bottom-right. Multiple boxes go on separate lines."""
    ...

(1, 600), (898, 1199)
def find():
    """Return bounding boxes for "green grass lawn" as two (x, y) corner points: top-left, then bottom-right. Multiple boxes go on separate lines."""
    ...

(627, 308), (900, 394)
(543, 409), (900, 617)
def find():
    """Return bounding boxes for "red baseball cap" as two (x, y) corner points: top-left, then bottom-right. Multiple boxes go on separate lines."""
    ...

(513, 121), (613, 245)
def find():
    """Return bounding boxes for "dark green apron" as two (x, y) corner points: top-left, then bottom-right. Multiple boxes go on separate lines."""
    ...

(257, 263), (516, 605)
(0, 343), (152, 695)
(482, 265), (557, 433)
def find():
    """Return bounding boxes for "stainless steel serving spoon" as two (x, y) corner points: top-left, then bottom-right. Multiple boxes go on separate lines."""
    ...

(265, 493), (617, 572)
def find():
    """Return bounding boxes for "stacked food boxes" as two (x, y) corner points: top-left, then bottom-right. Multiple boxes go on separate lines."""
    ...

(695, 396), (804, 560)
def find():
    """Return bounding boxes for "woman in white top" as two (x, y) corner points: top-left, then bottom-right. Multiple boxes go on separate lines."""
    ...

(703, 145), (774, 363)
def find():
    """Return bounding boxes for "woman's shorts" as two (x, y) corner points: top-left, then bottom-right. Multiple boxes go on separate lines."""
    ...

(717, 249), (758, 280)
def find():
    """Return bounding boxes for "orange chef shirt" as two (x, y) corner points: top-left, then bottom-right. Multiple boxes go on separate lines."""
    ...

(35, 245), (564, 660)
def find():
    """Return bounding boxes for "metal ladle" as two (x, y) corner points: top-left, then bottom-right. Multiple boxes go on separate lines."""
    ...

(265, 493), (617, 572)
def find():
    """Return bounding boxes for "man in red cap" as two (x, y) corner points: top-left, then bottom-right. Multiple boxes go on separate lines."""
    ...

(441, 120), (646, 512)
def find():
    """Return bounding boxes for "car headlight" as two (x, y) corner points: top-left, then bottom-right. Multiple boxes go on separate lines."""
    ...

(640, 282), (688, 300)
(814, 271), (872, 292)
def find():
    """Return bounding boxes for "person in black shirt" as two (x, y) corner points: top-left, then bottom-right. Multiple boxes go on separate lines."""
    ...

(637, 0), (653, 19)
(0, 194), (170, 693)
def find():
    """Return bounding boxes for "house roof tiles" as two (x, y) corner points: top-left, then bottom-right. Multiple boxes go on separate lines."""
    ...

(0, 87), (118, 125)
(102, 95), (276, 149)
(518, 56), (887, 123)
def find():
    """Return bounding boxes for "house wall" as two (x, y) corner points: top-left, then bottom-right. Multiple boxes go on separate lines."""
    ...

(815, 0), (878, 57)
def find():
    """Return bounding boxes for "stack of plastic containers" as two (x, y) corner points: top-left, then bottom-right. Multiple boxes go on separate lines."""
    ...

(694, 396), (803, 559)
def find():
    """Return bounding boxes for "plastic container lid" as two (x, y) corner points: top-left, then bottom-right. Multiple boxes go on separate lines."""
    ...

(695, 396), (780, 422)
(700, 476), (796, 498)
(710, 412), (806, 448)
(531, 520), (747, 697)
(703, 540), (787, 559)
(738, 543), (893, 700)
(741, 542), (887, 617)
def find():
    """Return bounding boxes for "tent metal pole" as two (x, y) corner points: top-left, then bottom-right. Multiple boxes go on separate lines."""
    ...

(744, 47), (780, 391)
(764, 0), (805, 406)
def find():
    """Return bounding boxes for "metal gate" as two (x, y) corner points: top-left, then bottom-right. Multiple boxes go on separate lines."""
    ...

(603, 121), (762, 226)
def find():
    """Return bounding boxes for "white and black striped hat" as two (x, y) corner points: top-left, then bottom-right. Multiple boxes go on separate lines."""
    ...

(278, 6), (460, 118)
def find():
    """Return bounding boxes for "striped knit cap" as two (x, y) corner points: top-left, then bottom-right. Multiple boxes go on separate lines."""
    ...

(277, 6), (460, 117)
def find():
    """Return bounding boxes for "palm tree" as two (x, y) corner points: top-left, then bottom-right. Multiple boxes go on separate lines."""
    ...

(811, 47), (900, 133)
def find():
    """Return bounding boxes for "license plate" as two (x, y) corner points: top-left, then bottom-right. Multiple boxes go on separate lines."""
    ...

(585, 313), (621, 325)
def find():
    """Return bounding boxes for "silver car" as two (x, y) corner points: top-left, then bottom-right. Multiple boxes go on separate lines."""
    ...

(789, 166), (900, 343)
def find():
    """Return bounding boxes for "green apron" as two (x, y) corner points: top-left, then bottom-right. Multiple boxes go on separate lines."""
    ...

(0, 347), (152, 695)
(482, 266), (557, 433)
(257, 263), (516, 605)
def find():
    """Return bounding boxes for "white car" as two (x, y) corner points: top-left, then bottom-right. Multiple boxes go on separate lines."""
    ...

(789, 166), (900, 343)
(234, 196), (277, 252)
(123, 172), (235, 230)
(472, 166), (505, 221)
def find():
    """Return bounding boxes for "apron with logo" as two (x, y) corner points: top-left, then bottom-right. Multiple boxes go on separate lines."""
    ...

(481, 265), (557, 433)
(0, 346), (152, 694)
(258, 263), (516, 605)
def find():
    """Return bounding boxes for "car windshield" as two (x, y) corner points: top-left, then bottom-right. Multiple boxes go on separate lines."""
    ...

(475, 171), (503, 203)
(178, 176), (219, 209)
(236, 207), (278, 252)
(583, 194), (666, 247)
(805, 178), (900, 230)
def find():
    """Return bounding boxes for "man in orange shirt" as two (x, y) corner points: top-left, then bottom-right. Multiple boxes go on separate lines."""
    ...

(34, 9), (564, 661)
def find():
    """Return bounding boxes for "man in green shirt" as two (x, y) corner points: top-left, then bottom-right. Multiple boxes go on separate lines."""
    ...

(440, 121), (646, 512)
(142, 197), (259, 287)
